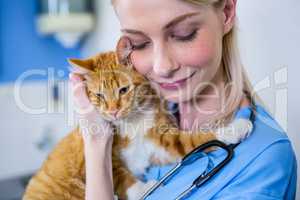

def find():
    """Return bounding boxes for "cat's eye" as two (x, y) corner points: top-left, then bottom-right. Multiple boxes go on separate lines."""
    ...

(119, 86), (130, 95)
(95, 93), (105, 99)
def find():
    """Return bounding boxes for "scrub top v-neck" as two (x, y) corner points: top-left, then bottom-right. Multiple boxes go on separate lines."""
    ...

(142, 104), (297, 200)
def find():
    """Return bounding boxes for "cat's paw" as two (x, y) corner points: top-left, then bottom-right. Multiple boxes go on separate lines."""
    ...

(216, 118), (253, 144)
(126, 180), (157, 200)
(113, 194), (119, 200)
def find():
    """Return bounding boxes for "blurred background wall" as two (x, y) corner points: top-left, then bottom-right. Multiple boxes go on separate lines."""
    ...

(0, 0), (81, 82)
(0, 0), (299, 199)
(0, 0), (81, 199)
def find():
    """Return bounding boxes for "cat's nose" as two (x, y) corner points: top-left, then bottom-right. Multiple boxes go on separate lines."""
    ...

(108, 110), (119, 117)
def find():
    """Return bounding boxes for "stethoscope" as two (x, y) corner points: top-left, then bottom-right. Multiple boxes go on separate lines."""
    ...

(139, 140), (238, 200)
(140, 105), (256, 200)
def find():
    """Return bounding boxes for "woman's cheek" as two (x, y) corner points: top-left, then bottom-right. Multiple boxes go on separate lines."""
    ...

(177, 34), (218, 69)
(130, 51), (151, 75)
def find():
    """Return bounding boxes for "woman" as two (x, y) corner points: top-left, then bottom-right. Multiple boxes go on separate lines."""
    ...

(69, 0), (297, 199)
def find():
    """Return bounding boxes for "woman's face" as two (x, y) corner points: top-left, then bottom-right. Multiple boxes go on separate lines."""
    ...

(115, 0), (233, 103)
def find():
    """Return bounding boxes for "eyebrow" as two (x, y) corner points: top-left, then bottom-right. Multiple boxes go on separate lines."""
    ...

(164, 12), (201, 30)
(121, 12), (201, 35)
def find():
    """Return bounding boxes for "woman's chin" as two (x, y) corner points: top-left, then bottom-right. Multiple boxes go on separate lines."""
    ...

(161, 90), (193, 103)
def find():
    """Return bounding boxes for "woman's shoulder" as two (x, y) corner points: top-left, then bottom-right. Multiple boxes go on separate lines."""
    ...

(213, 139), (297, 199)
(221, 130), (297, 199)
(245, 104), (291, 146)
(225, 104), (297, 182)
(237, 104), (296, 162)
(211, 105), (297, 199)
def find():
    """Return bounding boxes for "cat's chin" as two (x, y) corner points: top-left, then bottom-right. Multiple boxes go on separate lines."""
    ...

(95, 112), (116, 122)
(104, 115), (128, 124)
(103, 116), (120, 123)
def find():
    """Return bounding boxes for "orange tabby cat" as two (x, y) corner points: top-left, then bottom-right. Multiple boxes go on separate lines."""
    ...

(23, 52), (252, 200)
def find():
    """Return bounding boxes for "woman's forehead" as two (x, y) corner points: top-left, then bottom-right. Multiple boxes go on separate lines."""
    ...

(115, 0), (207, 31)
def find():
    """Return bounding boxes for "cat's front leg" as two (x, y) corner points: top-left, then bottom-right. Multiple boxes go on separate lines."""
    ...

(126, 180), (157, 200)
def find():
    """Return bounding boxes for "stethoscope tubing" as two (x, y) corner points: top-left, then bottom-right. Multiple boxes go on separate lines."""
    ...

(140, 140), (237, 200)
(140, 105), (256, 200)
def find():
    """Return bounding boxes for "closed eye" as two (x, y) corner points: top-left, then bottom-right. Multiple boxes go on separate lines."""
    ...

(171, 29), (198, 41)
(131, 41), (150, 51)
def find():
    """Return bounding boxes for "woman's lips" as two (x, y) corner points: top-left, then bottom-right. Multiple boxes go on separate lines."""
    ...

(158, 71), (196, 90)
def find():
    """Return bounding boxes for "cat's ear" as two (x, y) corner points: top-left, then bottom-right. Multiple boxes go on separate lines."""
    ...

(68, 58), (94, 75)
(116, 36), (133, 66)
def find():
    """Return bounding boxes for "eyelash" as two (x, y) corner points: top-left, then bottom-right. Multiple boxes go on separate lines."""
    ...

(132, 42), (150, 50)
(131, 29), (198, 51)
(172, 29), (198, 41)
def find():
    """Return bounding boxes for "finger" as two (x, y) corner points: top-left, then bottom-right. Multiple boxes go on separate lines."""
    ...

(69, 73), (83, 82)
(69, 73), (91, 109)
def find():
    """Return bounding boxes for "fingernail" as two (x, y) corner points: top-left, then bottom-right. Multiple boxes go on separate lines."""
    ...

(70, 74), (81, 82)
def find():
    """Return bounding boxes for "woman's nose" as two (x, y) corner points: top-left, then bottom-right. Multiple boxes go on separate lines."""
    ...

(152, 45), (179, 77)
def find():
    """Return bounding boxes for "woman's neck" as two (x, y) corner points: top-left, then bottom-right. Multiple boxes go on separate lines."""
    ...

(178, 69), (226, 131)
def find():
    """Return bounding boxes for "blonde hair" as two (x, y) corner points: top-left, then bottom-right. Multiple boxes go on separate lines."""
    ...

(185, 0), (262, 124)
(112, 0), (262, 124)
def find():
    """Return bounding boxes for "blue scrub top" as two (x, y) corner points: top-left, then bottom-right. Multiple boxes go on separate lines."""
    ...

(142, 105), (298, 200)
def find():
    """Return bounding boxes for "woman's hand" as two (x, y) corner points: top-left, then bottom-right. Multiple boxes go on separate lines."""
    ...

(69, 72), (115, 200)
(69, 72), (113, 142)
